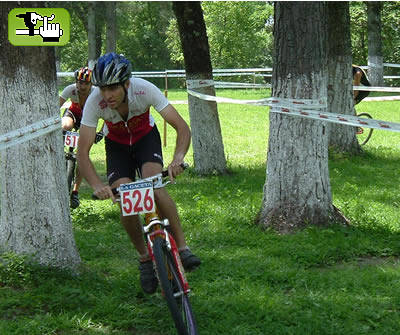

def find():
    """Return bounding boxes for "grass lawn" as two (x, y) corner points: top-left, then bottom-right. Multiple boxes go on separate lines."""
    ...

(1, 88), (400, 334)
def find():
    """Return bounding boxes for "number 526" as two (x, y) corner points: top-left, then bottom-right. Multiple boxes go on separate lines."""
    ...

(121, 188), (155, 216)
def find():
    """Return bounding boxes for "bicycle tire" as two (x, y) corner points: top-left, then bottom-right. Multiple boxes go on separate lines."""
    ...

(66, 158), (76, 194)
(356, 112), (374, 145)
(153, 236), (198, 335)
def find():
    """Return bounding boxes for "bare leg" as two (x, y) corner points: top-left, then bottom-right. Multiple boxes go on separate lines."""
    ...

(111, 177), (149, 259)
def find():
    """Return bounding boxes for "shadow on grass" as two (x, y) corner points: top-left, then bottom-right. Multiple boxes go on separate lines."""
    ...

(49, 157), (400, 334)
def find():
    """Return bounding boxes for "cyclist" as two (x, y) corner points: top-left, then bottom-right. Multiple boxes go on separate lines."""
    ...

(60, 67), (97, 209)
(77, 53), (201, 294)
(353, 65), (371, 105)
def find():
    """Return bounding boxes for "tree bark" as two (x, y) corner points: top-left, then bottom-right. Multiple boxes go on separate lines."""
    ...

(327, 2), (361, 154)
(106, 2), (117, 53)
(88, 1), (97, 68)
(172, 1), (227, 175)
(0, 2), (81, 270)
(367, 2), (384, 86)
(257, 2), (347, 233)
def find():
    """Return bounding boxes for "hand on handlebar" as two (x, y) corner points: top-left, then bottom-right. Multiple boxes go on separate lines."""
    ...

(167, 161), (188, 183)
(93, 184), (116, 203)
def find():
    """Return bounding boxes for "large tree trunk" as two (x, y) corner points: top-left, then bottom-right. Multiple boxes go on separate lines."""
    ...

(367, 2), (384, 86)
(0, 2), (81, 270)
(257, 2), (346, 233)
(327, 2), (361, 154)
(172, 1), (227, 175)
(88, 1), (97, 68)
(106, 2), (117, 53)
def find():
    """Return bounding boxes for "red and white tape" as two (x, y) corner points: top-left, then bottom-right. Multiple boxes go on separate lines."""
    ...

(0, 116), (61, 151)
(187, 89), (400, 133)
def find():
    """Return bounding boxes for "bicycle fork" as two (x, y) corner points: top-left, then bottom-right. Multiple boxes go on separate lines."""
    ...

(144, 214), (190, 294)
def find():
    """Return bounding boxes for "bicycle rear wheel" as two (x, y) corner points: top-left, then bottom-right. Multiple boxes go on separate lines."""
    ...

(356, 112), (374, 145)
(66, 158), (76, 194)
(153, 236), (198, 335)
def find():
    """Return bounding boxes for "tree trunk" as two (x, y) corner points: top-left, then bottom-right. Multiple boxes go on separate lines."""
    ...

(106, 2), (117, 53)
(327, 2), (361, 154)
(0, 2), (81, 270)
(367, 2), (384, 86)
(88, 1), (97, 69)
(172, 1), (227, 175)
(256, 2), (346, 233)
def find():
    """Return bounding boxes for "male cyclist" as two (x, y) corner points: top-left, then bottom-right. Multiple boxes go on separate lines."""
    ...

(353, 65), (371, 105)
(77, 53), (201, 294)
(60, 67), (96, 208)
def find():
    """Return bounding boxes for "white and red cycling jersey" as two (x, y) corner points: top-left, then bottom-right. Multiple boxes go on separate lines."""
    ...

(60, 84), (95, 122)
(81, 78), (169, 146)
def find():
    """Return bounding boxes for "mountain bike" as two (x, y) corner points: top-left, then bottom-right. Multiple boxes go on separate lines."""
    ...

(94, 166), (198, 335)
(356, 112), (374, 145)
(63, 131), (79, 193)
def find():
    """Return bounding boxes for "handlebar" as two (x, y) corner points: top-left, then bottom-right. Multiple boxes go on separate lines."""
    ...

(92, 162), (188, 200)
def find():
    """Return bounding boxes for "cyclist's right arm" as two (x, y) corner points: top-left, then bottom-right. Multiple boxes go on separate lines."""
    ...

(60, 96), (66, 108)
(77, 125), (116, 202)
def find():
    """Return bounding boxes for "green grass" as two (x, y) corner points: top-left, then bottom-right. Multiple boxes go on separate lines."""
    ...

(1, 88), (400, 334)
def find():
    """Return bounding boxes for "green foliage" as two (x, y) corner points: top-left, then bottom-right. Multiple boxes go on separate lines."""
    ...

(57, 2), (400, 73)
(166, 1), (274, 69)
(0, 252), (32, 288)
(203, 1), (274, 68)
(350, 1), (400, 67)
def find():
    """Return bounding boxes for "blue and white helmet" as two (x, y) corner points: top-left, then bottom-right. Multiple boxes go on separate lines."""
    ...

(92, 53), (132, 87)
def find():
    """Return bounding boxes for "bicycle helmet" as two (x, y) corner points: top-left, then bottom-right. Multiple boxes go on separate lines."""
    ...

(75, 67), (92, 82)
(91, 53), (132, 87)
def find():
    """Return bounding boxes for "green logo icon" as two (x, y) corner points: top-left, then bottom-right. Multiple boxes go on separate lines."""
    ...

(8, 8), (70, 46)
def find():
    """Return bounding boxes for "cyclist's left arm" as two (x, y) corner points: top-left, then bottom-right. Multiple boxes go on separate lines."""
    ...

(160, 104), (191, 181)
(353, 70), (362, 99)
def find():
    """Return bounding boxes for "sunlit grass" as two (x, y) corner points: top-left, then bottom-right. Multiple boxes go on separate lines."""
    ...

(1, 89), (400, 334)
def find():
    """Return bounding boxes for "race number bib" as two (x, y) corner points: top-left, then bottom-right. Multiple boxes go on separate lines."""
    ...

(64, 131), (79, 148)
(119, 181), (155, 216)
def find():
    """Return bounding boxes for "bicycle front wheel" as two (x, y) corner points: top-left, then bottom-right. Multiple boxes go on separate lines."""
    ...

(66, 158), (76, 194)
(356, 112), (374, 145)
(153, 236), (198, 335)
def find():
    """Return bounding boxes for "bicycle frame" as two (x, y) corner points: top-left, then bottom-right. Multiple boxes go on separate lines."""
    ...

(113, 171), (191, 294)
(143, 212), (190, 294)
(94, 166), (198, 335)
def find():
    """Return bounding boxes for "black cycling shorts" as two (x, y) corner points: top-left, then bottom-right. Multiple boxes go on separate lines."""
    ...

(105, 125), (164, 185)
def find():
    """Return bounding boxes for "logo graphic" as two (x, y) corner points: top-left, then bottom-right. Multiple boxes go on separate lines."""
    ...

(8, 8), (70, 46)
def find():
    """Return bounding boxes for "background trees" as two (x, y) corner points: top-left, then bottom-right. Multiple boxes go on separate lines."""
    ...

(56, 1), (400, 76)
(49, 0), (400, 102)
(172, 1), (227, 175)
(327, 2), (360, 154)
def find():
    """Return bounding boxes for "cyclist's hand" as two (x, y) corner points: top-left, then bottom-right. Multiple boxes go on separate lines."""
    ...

(94, 131), (104, 144)
(93, 184), (116, 203)
(167, 160), (185, 183)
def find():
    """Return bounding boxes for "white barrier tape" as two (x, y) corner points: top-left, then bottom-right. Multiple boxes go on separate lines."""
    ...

(273, 107), (400, 132)
(364, 95), (400, 102)
(188, 88), (269, 105)
(186, 79), (215, 89)
(187, 89), (326, 108)
(368, 62), (383, 68)
(354, 86), (400, 92)
(384, 63), (400, 68)
(187, 89), (400, 132)
(214, 81), (271, 89)
(0, 116), (61, 151)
